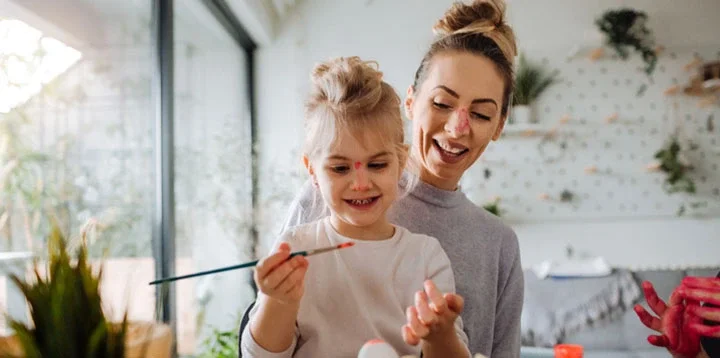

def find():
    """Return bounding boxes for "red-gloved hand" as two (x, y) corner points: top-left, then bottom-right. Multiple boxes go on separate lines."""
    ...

(634, 281), (701, 358)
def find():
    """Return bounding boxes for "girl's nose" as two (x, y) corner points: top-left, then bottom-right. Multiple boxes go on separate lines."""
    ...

(351, 162), (370, 191)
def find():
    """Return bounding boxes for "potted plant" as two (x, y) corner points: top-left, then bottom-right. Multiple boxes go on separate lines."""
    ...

(0, 222), (173, 357)
(595, 8), (658, 76)
(511, 53), (560, 124)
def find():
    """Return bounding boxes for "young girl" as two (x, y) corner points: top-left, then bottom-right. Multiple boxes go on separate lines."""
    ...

(240, 57), (470, 358)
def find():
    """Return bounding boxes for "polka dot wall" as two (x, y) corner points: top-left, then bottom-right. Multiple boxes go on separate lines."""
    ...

(461, 48), (720, 222)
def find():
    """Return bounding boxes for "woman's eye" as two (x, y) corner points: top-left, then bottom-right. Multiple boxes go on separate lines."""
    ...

(330, 166), (349, 173)
(432, 101), (451, 109)
(471, 112), (491, 121)
(368, 162), (388, 170)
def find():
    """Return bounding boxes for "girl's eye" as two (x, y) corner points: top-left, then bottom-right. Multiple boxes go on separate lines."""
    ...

(330, 165), (349, 174)
(432, 101), (451, 109)
(368, 162), (388, 170)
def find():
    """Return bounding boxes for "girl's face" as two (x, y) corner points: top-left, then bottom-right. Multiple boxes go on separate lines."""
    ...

(405, 51), (507, 191)
(305, 128), (406, 240)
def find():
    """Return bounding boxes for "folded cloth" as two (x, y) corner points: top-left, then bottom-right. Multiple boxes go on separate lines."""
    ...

(531, 256), (612, 279)
(521, 269), (642, 347)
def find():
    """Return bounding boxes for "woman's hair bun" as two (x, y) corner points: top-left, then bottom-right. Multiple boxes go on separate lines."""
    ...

(433, 0), (506, 37)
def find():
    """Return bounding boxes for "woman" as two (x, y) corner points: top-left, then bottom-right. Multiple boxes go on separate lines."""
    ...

(241, 0), (522, 356)
(635, 273), (720, 358)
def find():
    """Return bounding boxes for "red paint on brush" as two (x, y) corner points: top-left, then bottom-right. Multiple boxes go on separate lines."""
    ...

(337, 242), (354, 249)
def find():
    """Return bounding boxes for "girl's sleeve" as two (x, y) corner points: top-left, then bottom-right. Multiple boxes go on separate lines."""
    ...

(240, 230), (302, 358)
(424, 237), (471, 354)
(240, 303), (299, 358)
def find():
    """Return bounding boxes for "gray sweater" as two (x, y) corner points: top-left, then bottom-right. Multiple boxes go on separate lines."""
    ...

(280, 173), (524, 357)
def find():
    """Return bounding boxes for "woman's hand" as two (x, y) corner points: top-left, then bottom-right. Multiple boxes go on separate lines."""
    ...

(253, 242), (308, 305)
(634, 281), (702, 358)
(402, 280), (463, 346)
(678, 276), (720, 338)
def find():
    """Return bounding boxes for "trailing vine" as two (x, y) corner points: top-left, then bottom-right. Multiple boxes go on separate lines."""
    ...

(596, 8), (657, 76)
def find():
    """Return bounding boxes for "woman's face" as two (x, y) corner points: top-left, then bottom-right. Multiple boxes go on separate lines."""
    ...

(405, 51), (507, 191)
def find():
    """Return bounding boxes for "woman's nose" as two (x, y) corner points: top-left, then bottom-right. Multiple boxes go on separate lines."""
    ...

(444, 108), (470, 137)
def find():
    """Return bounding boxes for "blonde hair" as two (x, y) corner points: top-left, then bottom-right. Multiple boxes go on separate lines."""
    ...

(303, 56), (405, 164)
(413, 0), (517, 117)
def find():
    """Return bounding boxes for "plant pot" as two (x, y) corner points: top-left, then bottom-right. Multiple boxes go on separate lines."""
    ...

(0, 322), (172, 358)
(510, 105), (534, 124)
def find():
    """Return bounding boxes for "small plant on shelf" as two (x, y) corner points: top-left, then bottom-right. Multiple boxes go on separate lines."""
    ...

(595, 8), (658, 76)
(511, 53), (560, 124)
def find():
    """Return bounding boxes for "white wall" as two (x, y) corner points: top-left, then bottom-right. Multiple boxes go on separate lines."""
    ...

(254, 0), (720, 270)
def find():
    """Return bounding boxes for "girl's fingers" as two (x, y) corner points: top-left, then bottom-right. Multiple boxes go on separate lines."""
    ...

(402, 325), (420, 346)
(276, 258), (308, 294)
(415, 291), (437, 325)
(262, 256), (304, 290)
(634, 304), (662, 332)
(255, 243), (291, 278)
(424, 280), (447, 315)
(445, 293), (464, 314)
(406, 306), (429, 338)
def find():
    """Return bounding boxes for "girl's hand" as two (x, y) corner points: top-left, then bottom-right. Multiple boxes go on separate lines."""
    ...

(253, 242), (308, 305)
(402, 280), (464, 346)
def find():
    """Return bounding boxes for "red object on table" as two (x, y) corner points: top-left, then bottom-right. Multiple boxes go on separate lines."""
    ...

(554, 344), (583, 358)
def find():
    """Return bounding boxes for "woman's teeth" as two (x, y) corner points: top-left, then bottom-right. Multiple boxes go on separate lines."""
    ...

(436, 140), (466, 155)
(350, 198), (373, 205)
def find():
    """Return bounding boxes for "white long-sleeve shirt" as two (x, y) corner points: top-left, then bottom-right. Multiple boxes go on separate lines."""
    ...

(241, 217), (469, 358)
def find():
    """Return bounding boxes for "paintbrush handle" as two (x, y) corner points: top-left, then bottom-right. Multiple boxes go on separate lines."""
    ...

(148, 243), (353, 285)
(147, 251), (311, 285)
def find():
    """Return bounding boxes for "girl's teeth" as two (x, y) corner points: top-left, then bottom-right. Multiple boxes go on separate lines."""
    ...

(351, 199), (372, 205)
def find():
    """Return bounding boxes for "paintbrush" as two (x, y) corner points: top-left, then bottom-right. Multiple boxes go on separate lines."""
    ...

(148, 242), (355, 285)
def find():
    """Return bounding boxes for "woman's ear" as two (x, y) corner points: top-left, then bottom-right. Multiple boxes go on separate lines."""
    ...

(397, 144), (410, 177)
(404, 85), (415, 120)
(492, 115), (507, 141)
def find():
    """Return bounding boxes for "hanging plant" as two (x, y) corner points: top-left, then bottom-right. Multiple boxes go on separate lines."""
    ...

(595, 8), (657, 75)
(653, 135), (695, 194)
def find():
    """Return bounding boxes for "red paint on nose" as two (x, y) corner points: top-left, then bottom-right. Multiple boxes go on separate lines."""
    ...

(354, 161), (362, 169)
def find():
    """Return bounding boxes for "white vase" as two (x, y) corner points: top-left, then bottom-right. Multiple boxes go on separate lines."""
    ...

(511, 105), (533, 124)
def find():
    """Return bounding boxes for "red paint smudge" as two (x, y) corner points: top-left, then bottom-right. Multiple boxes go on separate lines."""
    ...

(354, 161), (362, 169)
(337, 242), (354, 249)
(455, 108), (470, 133)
